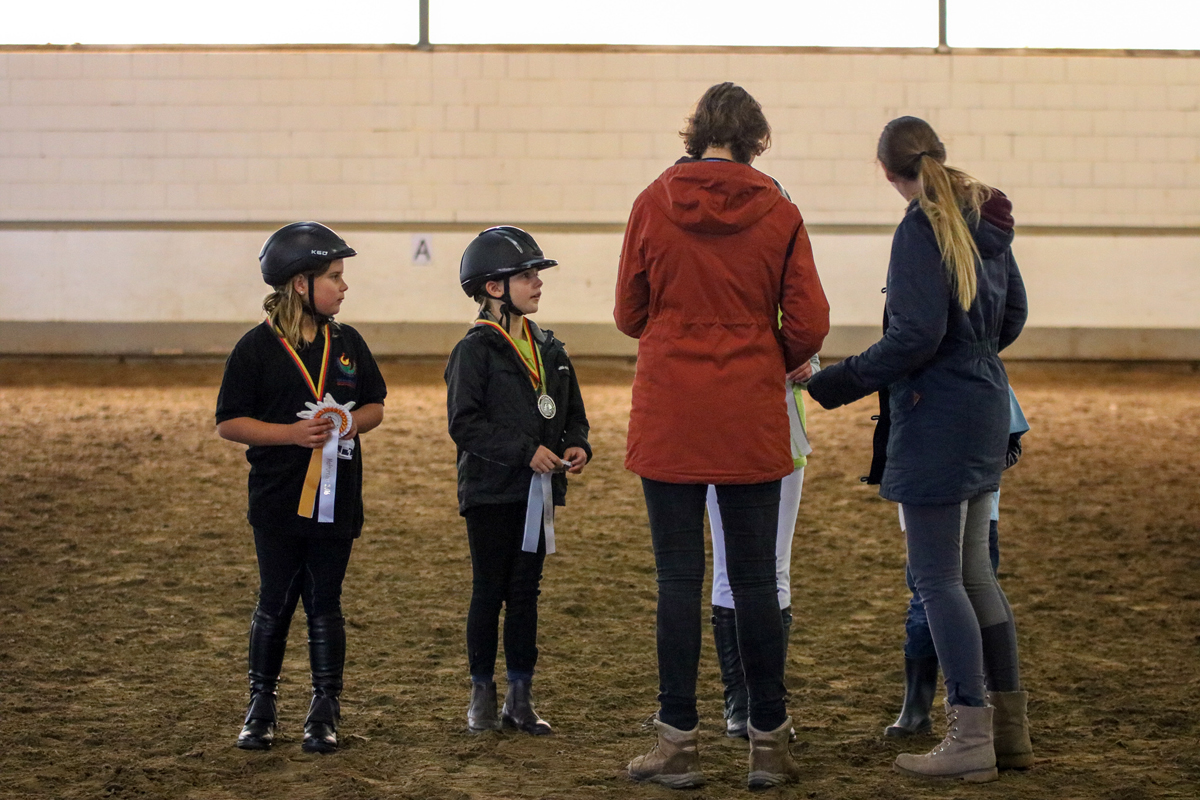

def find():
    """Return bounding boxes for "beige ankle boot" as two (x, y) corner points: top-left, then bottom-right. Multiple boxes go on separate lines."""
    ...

(893, 703), (998, 783)
(627, 718), (704, 789)
(747, 716), (801, 789)
(988, 690), (1034, 769)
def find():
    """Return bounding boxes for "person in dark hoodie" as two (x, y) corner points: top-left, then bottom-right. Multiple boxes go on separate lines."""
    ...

(885, 387), (1028, 742)
(445, 226), (592, 737)
(803, 116), (1029, 783)
(616, 82), (829, 790)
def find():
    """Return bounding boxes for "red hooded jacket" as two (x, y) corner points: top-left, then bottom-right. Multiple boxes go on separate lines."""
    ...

(615, 160), (830, 484)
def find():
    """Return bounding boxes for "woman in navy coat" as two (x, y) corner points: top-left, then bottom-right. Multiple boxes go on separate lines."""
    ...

(805, 116), (1029, 783)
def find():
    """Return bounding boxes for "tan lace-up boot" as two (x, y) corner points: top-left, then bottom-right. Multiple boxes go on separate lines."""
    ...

(627, 718), (704, 789)
(893, 703), (998, 783)
(747, 716), (802, 789)
(987, 690), (1034, 769)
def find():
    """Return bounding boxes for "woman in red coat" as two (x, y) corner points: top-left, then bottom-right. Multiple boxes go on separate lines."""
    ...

(616, 82), (829, 790)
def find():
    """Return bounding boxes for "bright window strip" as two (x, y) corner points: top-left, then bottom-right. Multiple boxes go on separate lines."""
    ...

(4, 0), (420, 45)
(433, 0), (937, 48)
(3, 0), (1198, 50)
(948, 0), (1200, 50)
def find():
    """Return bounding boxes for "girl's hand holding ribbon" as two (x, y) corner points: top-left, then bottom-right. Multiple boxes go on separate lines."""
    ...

(562, 446), (589, 474)
(292, 416), (337, 448)
(530, 445), (561, 474)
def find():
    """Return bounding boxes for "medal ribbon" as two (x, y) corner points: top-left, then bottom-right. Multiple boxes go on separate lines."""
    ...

(474, 317), (545, 392)
(522, 472), (557, 555)
(274, 322), (331, 401)
(271, 323), (335, 519)
(475, 317), (556, 552)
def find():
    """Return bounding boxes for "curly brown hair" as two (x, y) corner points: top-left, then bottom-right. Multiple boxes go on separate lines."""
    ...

(680, 82), (771, 164)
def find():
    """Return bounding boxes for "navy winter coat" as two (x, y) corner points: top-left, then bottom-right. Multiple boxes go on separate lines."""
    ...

(445, 316), (592, 515)
(806, 193), (1027, 505)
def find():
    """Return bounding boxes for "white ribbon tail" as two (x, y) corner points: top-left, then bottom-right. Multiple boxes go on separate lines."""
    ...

(317, 432), (339, 523)
(542, 471), (555, 554)
(522, 472), (556, 554)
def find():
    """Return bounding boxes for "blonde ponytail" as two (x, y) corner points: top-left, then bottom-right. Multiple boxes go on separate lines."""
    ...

(916, 157), (992, 310)
(263, 282), (308, 349)
(877, 116), (995, 312)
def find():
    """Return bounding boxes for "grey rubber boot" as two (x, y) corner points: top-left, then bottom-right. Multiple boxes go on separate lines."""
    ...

(987, 690), (1034, 769)
(884, 656), (939, 737)
(893, 702), (998, 783)
(628, 718), (704, 789)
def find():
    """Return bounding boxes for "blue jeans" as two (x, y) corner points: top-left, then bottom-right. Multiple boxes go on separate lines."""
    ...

(642, 478), (787, 732)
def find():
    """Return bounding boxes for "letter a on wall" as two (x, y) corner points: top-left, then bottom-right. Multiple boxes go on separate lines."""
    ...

(411, 234), (433, 266)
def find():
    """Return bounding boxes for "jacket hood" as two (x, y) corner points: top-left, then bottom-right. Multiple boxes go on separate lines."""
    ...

(974, 189), (1014, 259)
(906, 188), (1015, 260)
(471, 311), (553, 347)
(647, 160), (783, 235)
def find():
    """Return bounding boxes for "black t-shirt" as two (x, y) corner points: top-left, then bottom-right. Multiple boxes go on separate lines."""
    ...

(216, 321), (387, 538)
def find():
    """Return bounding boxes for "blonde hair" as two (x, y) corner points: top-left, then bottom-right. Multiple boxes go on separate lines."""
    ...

(877, 116), (993, 311)
(262, 264), (330, 349)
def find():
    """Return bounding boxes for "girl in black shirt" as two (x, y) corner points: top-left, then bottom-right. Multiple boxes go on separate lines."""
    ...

(216, 222), (386, 753)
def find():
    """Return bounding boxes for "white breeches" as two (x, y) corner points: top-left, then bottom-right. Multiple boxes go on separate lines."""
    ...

(708, 467), (804, 610)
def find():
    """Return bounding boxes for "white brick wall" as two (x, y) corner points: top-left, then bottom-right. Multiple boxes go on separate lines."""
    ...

(0, 47), (1198, 341)
(4, 49), (1198, 226)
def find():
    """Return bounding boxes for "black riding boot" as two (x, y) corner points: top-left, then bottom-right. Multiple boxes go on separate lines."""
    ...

(302, 613), (345, 754)
(780, 605), (793, 668)
(884, 655), (939, 737)
(501, 678), (552, 735)
(467, 680), (501, 732)
(780, 606), (796, 742)
(237, 606), (290, 750)
(712, 605), (748, 739)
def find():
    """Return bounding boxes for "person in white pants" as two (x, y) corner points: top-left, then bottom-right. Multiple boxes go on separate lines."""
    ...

(707, 362), (815, 738)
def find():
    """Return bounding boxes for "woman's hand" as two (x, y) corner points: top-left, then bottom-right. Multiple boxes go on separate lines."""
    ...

(562, 446), (589, 474)
(291, 416), (336, 449)
(787, 362), (815, 383)
(530, 445), (562, 474)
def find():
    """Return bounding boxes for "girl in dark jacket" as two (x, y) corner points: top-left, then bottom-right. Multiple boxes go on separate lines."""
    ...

(805, 116), (1029, 783)
(445, 226), (592, 736)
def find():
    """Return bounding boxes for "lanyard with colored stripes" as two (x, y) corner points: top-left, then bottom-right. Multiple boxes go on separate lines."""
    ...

(272, 322), (331, 401)
(474, 317), (544, 392)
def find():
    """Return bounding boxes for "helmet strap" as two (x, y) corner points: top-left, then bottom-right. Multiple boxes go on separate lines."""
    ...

(498, 276), (524, 333)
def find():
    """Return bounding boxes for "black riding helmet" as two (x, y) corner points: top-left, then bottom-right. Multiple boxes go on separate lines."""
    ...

(459, 226), (557, 298)
(260, 221), (356, 287)
(260, 221), (356, 327)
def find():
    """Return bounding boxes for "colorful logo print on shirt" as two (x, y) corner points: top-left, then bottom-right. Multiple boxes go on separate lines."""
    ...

(336, 353), (357, 387)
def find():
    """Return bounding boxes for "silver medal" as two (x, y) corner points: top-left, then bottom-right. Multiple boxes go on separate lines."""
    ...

(537, 394), (556, 419)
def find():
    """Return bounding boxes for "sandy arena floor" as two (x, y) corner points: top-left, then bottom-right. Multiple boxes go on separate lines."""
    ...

(1, 357), (1198, 799)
